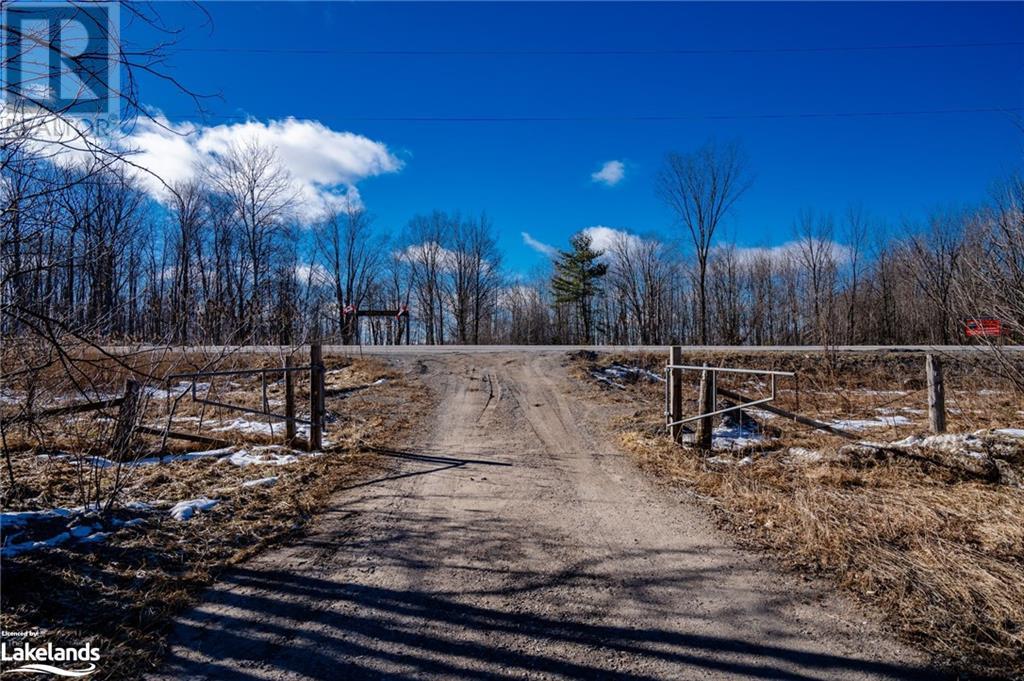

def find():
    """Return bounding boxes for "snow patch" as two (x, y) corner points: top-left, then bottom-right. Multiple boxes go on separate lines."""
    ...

(1, 507), (79, 529)
(591, 363), (663, 389)
(241, 476), (279, 488)
(169, 498), (219, 521)
(72, 447), (236, 469)
(683, 423), (768, 451)
(144, 381), (210, 400)
(226, 448), (301, 467)
(1, 531), (72, 558)
(785, 447), (823, 464)
(831, 415), (911, 430)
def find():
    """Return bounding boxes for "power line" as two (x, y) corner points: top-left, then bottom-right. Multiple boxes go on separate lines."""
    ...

(164, 106), (1024, 123)
(175, 40), (1024, 57)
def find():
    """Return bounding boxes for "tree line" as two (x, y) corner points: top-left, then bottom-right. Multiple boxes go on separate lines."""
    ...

(2, 135), (1022, 351)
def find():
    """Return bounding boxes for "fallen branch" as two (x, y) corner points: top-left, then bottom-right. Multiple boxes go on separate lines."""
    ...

(715, 386), (857, 440)
(0, 396), (125, 427)
(134, 426), (230, 448)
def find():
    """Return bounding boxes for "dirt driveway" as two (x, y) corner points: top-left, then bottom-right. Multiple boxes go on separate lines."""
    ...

(151, 352), (936, 680)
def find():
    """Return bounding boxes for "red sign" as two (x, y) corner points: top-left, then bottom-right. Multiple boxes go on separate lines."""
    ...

(964, 318), (1003, 337)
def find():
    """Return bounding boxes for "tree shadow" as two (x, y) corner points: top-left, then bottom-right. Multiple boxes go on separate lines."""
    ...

(157, 556), (940, 680)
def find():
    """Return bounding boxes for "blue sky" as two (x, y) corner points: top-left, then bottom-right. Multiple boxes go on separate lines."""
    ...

(131, 1), (1024, 274)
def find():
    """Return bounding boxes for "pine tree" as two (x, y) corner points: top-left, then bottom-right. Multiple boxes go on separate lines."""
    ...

(551, 232), (608, 343)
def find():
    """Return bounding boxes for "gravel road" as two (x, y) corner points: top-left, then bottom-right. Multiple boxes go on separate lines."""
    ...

(150, 352), (938, 680)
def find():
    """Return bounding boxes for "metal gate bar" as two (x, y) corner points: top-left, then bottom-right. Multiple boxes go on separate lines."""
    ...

(664, 364), (794, 429)
(168, 365), (314, 425)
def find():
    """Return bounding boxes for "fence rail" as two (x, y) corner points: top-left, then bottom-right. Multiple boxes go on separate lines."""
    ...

(664, 358), (795, 448)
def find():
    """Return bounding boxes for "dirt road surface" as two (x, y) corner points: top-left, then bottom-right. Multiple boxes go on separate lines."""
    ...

(151, 352), (936, 680)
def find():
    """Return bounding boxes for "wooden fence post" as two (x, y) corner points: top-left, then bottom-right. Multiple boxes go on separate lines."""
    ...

(284, 355), (296, 446)
(669, 346), (683, 443)
(696, 364), (714, 451)
(111, 379), (141, 460)
(927, 354), (946, 434)
(309, 343), (324, 451)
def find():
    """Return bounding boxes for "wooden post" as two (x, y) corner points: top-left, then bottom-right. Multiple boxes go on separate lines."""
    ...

(284, 355), (296, 446)
(111, 379), (141, 460)
(309, 343), (324, 451)
(696, 364), (714, 450)
(669, 346), (683, 443)
(927, 354), (946, 434)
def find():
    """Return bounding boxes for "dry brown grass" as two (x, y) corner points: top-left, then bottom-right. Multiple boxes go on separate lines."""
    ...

(573, 350), (1024, 680)
(0, 353), (431, 680)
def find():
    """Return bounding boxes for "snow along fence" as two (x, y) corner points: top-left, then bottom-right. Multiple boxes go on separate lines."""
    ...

(663, 346), (951, 451)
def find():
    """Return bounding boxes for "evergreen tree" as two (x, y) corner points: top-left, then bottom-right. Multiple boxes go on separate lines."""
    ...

(551, 232), (608, 343)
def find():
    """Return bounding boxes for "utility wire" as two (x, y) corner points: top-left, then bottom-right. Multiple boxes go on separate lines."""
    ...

(175, 41), (1024, 57)
(165, 106), (1024, 123)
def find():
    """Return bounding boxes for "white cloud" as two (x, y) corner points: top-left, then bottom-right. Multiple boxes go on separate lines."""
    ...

(522, 226), (647, 260)
(295, 263), (330, 285)
(1, 109), (403, 221)
(521, 231), (558, 258)
(722, 240), (853, 267)
(580, 225), (641, 254)
(591, 160), (625, 186)
(396, 241), (458, 271)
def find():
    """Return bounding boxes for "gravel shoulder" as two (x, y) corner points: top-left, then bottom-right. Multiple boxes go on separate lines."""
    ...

(150, 351), (937, 680)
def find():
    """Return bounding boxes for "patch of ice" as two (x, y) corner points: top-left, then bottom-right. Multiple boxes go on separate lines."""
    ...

(169, 498), (219, 521)
(241, 476), (279, 488)
(995, 428), (1024, 439)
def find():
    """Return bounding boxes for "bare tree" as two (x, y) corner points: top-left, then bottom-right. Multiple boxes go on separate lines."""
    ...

(656, 140), (751, 344)
(403, 212), (452, 344)
(449, 214), (501, 344)
(205, 140), (297, 339)
(902, 210), (965, 344)
(315, 204), (383, 343)
(794, 210), (840, 346)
